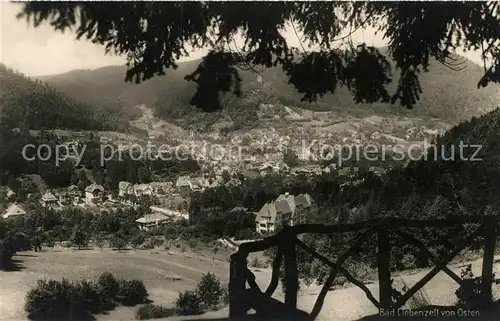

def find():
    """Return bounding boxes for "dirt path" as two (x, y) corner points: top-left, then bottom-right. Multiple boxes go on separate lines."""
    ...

(292, 255), (500, 321)
(129, 104), (188, 141)
(159, 255), (500, 321)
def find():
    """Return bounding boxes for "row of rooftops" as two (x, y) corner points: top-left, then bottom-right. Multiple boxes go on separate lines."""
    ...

(39, 183), (103, 202)
(255, 193), (314, 223)
(2, 202), (189, 223)
(175, 175), (242, 191)
(118, 181), (173, 195)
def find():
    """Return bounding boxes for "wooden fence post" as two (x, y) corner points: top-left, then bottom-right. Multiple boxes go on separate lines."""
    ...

(283, 227), (298, 311)
(481, 219), (497, 305)
(229, 252), (247, 319)
(377, 224), (392, 311)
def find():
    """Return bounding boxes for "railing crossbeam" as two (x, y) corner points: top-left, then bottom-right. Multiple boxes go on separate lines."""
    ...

(283, 227), (298, 311)
(481, 218), (497, 304)
(394, 228), (462, 285)
(228, 216), (500, 320)
(295, 236), (380, 308)
(229, 252), (249, 319)
(393, 224), (485, 309)
(310, 227), (376, 319)
(340, 267), (380, 309)
(265, 247), (283, 296)
(377, 225), (392, 310)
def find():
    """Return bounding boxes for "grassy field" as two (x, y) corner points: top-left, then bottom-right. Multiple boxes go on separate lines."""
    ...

(0, 246), (232, 321)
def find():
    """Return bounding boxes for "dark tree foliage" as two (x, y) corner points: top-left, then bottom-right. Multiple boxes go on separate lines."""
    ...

(17, 2), (500, 111)
(0, 128), (201, 191)
(70, 225), (88, 249)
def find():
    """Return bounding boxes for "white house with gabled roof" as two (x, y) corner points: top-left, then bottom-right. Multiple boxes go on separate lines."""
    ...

(85, 183), (105, 204)
(255, 193), (315, 234)
(40, 192), (58, 207)
(3, 203), (27, 219)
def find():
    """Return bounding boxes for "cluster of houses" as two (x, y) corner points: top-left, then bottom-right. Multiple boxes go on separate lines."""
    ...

(1, 183), (109, 220)
(118, 181), (173, 199)
(3, 183), (318, 238)
(175, 174), (242, 195)
(36, 177), (240, 208)
(242, 157), (325, 178)
(2, 202), (190, 233)
(134, 191), (319, 235)
(37, 183), (106, 208)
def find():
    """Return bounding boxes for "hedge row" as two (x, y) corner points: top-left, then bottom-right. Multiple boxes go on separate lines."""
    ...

(25, 272), (148, 320)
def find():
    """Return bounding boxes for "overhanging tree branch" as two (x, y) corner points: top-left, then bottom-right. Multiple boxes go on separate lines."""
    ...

(16, 1), (500, 112)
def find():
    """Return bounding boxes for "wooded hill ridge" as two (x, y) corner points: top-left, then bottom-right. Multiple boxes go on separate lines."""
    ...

(38, 48), (500, 128)
(0, 63), (132, 132)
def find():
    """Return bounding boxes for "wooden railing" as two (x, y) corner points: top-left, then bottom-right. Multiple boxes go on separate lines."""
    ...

(228, 216), (500, 320)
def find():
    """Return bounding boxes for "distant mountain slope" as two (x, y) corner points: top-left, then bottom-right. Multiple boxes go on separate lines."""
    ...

(0, 63), (129, 132)
(39, 48), (500, 128)
(37, 61), (200, 114)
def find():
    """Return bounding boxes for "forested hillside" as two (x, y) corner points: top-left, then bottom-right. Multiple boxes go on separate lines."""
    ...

(0, 63), (129, 132)
(0, 129), (201, 192)
(437, 106), (500, 161)
(40, 48), (500, 130)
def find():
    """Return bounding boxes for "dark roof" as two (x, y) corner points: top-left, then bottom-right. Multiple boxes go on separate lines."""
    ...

(275, 199), (293, 214)
(295, 194), (312, 207)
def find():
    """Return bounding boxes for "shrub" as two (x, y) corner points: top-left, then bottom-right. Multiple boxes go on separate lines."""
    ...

(175, 290), (202, 315)
(196, 273), (223, 309)
(401, 278), (430, 310)
(110, 237), (127, 251)
(13, 232), (31, 251)
(70, 226), (89, 249)
(455, 264), (495, 311)
(333, 274), (347, 287)
(25, 279), (87, 320)
(116, 279), (149, 306)
(345, 260), (376, 282)
(136, 304), (176, 320)
(45, 239), (55, 249)
(76, 279), (108, 313)
(131, 233), (146, 249)
(211, 245), (219, 257)
(142, 237), (163, 249)
(401, 253), (417, 270)
(94, 234), (106, 251)
(220, 287), (230, 305)
(0, 238), (15, 269)
(25, 274), (149, 320)
(97, 272), (119, 300)
(249, 256), (266, 268)
(32, 236), (42, 252)
(187, 239), (198, 249)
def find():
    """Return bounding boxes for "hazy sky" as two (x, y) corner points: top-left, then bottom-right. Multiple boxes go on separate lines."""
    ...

(1, 2), (489, 77)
